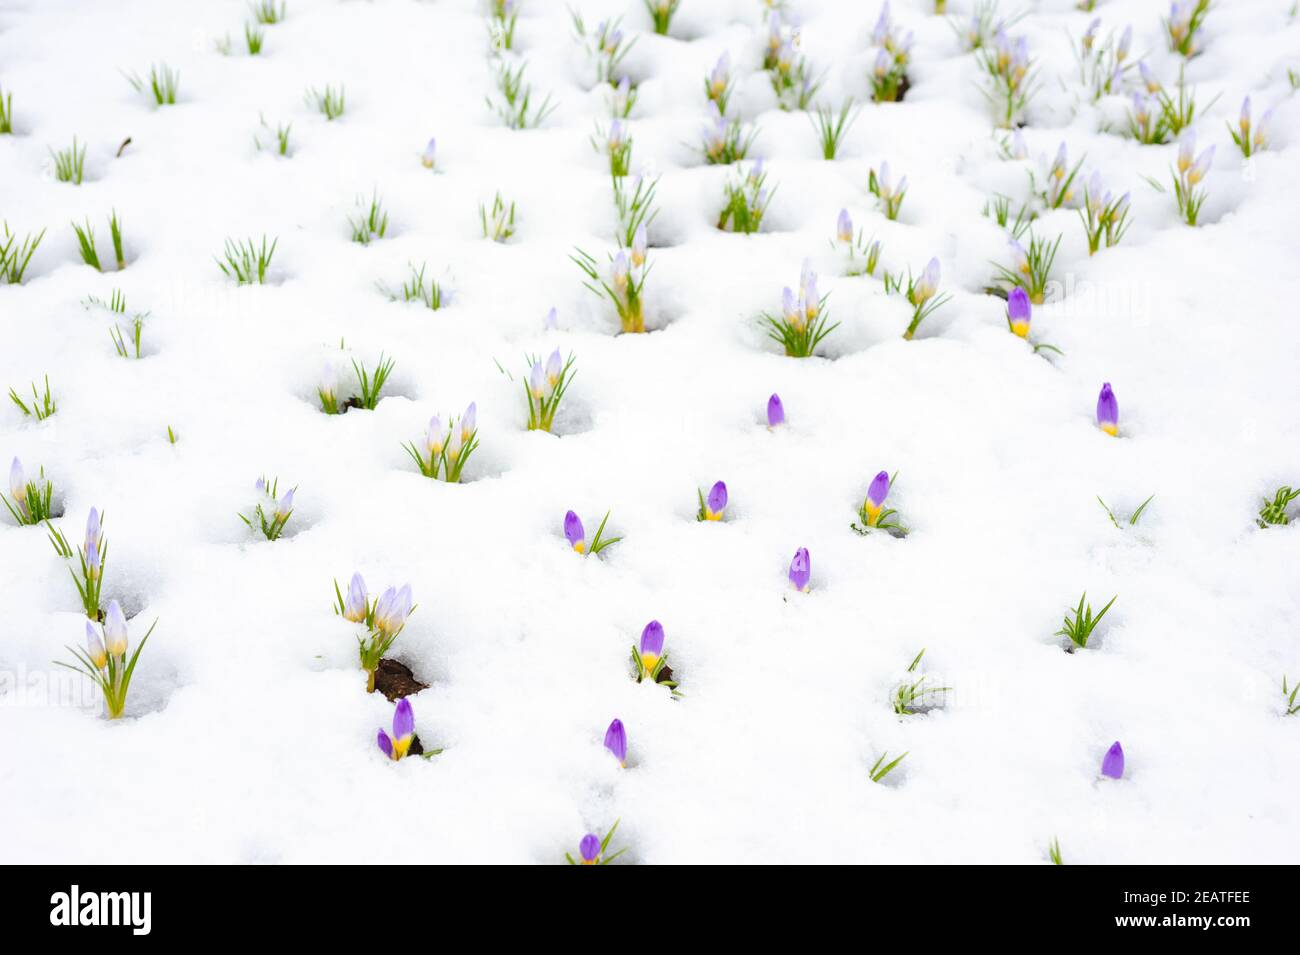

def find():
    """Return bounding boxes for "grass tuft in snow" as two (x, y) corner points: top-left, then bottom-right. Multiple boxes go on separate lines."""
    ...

(1056, 592), (1117, 650)
(50, 138), (86, 184)
(868, 162), (906, 220)
(486, 61), (556, 130)
(8, 375), (57, 421)
(109, 312), (147, 359)
(0, 85), (12, 133)
(1049, 837), (1064, 865)
(166, 425), (178, 445)
(306, 84), (345, 120)
(716, 161), (773, 234)
(109, 209), (126, 268)
(3, 458), (54, 525)
(479, 192), (517, 242)
(572, 235), (649, 334)
(1257, 486), (1300, 527)
(125, 63), (179, 105)
(250, 0), (285, 24)
(255, 115), (293, 156)
(522, 349), (576, 432)
(350, 355), (394, 410)
(403, 405), (479, 483)
(761, 260), (837, 358)
(892, 649), (949, 715)
(57, 602), (156, 720)
(869, 751), (907, 783)
(216, 235), (277, 284)
(612, 174), (658, 249)
(565, 820), (626, 865)
(239, 475), (295, 541)
(991, 231), (1060, 304)
(379, 263), (446, 310)
(1, 223), (45, 284)
(71, 218), (101, 270)
(983, 193), (1034, 239)
(245, 22), (266, 55)
(348, 191), (389, 245)
(487, 0), (518, 51)
(1282, 677), (1300, 716)
(810, 99), (858, 160)
(1097, 494), (1154, 529)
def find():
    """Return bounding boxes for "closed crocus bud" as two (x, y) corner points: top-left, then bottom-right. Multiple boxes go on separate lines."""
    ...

(426, 415), (445, 455)
(1050, 141), (1068, 179)
(391, 697), (415, 759)
(604, 718), (627, 767)
(377, 729), (394, 759)
(528, 361), (547, 400)
(710, 53), (730, 95)
(836, 208), (853, 244)
(84, 507), (101, 555)
(781, 287), (799, 324)
(461, 402), (477, 441)
(1096, 382), (1119, 436)
(767, 393), (785, 428)
(447, 423), (464, 461)
(1187, 145), (1214, 185)
(1009, 238), (1030, 275)
(86, 541), (101, 578)
(564, 510), (585, 553)
(611, 250), (630, 290)
(276, 488), (295, 517)
(344, 572), (368, 622)
(639, 620), (665, 672)
(913, 258), (940, 304)
(1239, 96), (1251, 134)
(863, 471), (890, 525)
(877, 161), (893, 196)
(103, 600), (128, 657)
(630, 227), (646, 270)
(1082, 18), (1099, 51)
(255, 476), (266, 494)
(705, 480), (727, 521)
(1117, 25), (1132, 61)
(803, 275), (820, 322)
(789, 547), (811, 592)
(1254, 110), (1272, 149)
(421, 137), (436, 169)
(544, 306), (558, 330)
(873, 47), (892, 79)
(86, 621), (107, 670)
(579, 833), (602, 864)
(9, 457), (25, 501)
(545, 350), (563, 387)
(1177, 132), (1196, 172)
(391, 584), (413, 628)
(1101, 740), (1125, 779)
(1007, 286), (1032, 338)
(1010, 128), (1028, 160)
(607, 119), (626, 150)
(1138, 61), (1160, 93)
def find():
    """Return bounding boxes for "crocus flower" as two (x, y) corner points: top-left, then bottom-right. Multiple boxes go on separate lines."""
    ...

(528, 361), (547, 400)
(1007, 286), (1032, 338)
(873, 47), (892, 80)
(788, 547), (811, 592)
(103, 600), (128, 657)
(84, 507), (101, 555)
(1177, 131), (1196, 173)
(631, 225), (647, 269)
(343, 572), (368, 623)
(1187, 145), (1214, 185)
(767, 393), (785, 428)
(86, 621), (107, 669)
(703, 481), (727, 521)
(912, 258), (940, 305)
(275, 488), (294, 518)
(86, 539), (101, 578)
(544, 306), (558, 330)
(1081, 18), (1099, 52)
(564, 510), (585, 553)
(863, 471), (890, 526)
(1009, 128), (1028, 160)
(611, 250), (630, 290)
(421, 137), (436, 169)
(447, 424), (464, 462)
(604, 718), (627, 767)
(1100, 740), (1124, 779)
(836, 208), (853, 244)
(374, 584), (413, 637)
(639, 620), (665, 674)
(377, 697), (415, 761)
(545, 350), (562, 388)
(579, 833), (602, 864)
(426, 415), (445, 455)
(1096, 382), (1119, 436)
(1138, 61), (1160, 93)
(709, 52), (730, 98)
(461, 402), (477, 441)
(1116, 25), (1132, 62)
(9, 457), (24, 502)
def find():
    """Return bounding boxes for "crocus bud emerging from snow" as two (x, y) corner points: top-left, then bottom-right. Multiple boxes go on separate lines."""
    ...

(86, 621), (107, 670)
(1010, 128), (1028, 160)
(912, 258), (940, 304)
(631, 225), (648, 269)
(836, 208), (853, 244)
(378, 697), (415, 761)
(789, 547), (811, 592)
(579, 833), (602, 864)
(544, 306), (558, 330)
(276, 488), (295, 518)
(84, 507), (101, 555)
(564, 510), (586, 553)
(612, 250), (630, 290)
(767, 393), (785, 428)
(344, 572), (368, 623)
(461, 402), (477, 441)
(782, 287), (799, 325)
(863, 471), (890, 526)
(545, 350), (563, 388)
(9, 457), (24, 501)
(704, 481), (728, 521)
(1177, 132), (1196, 173)
(421, 137), (436, 169)
(447, 423), (464, 461)
(1187, 145), (1214, 185)
(374, 584), (413, 637)
(1007, 286), (1032, 338)
(604, 718), (627, 767)
(1096, 383), (1119, 436)
(528, 361), (547, 400)
(639, 620), (665, 673)
(426, 415), (445, 455)
(103, 600), (128, 657)
(1117, 25), (1132, 61)
(1138, 61), (1160, 93)
(1101, 740), (1124, 779)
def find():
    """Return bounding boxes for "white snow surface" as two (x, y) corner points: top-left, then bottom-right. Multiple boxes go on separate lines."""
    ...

(2, 0), (1299, 864)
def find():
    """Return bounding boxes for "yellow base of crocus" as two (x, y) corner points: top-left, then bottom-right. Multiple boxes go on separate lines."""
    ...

(1100, 423), (1118, 436)
(1010, 321), (1030, 338)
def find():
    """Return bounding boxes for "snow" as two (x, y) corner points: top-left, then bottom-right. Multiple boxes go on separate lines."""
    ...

(1, 0), (1299, 864)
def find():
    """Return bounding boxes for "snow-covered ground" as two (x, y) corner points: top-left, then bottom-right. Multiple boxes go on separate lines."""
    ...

(2, 0), (1299, 864)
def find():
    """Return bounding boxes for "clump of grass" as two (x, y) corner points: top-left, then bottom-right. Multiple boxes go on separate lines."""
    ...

(0, 223), (45, 284)
(486, 61), (556, 130)
(125, 64), (179, 105)
(306, 84), (345, 120)
(50, 138), (86, 184)
(1257, 486), (1300, 527)
(255, 115), (292, 156)
(0, 85), (13, 134)
(250, 0), (286, 24)
(869, 751), (907, 783)
(216, 235), (277, 284)
(245, 23), (265, 54)
(487, 0), (517, 51)
(1049, 838), (1064, 865)
(8, 376), (57, 421)
(644, 0), (681, 35)
(892, 649), (949, 715)
(1098, 494), (1154, 528)
(810, 99), (858, 160)
(351, 354), (395, 410)
(480, 192), (517, 242)
(1282, 676), (1300, 716)
(109, 313), (146, 359)
(1056, 592), (1117, 650)
(348, 191), (388, 245)
(71, 219), (101, 270)
(379, 263), (446, 310)
(983, 193), (1035, 239)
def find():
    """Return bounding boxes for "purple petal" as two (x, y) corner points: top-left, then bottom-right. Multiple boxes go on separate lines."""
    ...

(1006, 286), (1031, 323)
(392, 698), (414, 741)
(707, 480), (728, 515)
(377, 729), (393, 758)
(1101, 740), (1125, 779)
(867, 471), (890, 508)
(564, 510), (585, 548)
(579, 833), (601, 862)
(1097, 382), (1119, 430)
(767, 393), (785, 427)
(640, 620), (665, 658)
(603, 718), (627, 765)
(789, 547), (811, 591)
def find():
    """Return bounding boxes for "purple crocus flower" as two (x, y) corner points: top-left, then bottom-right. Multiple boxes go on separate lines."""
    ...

(789, 547), (811, 592)
(1101, 740), (1124, 779)
(564, 510), (585, 553)
(343, 572), (368, 622)
(378, 697), (415, 761)
(704, 481), (727, 521)
(836, 208), (853, 244)
(1096, 382), (1119, 436)
(1007, 286), (1031, 338)
(863, 471), (890, 526)
(579, 833), (602, 864)
(103, 600), (128, 657)
(421, 137), (436, 169)
(639, 620), (665, 673)
(376, 729), (393, 759)
(604, 718), (627, 767)
(767, 393), (785, 428)
(461, 402), (477, 440)
(84, 507), (101, 555)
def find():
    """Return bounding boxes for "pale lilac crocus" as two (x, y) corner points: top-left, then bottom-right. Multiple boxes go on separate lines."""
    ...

(1138, 61), (1160, 93)
(1096, 382), (1119, 436)
(611, 250), (630, 290)
(631, 225), (647, 269)
(639, 620), (665, 673)
(781, 287), (799, 326)
(1100, 740), (1124, 779)
(103, 600), (128, 657)
(545, 350), (563, 387)
(1007, 286), (1032, 338)
(460, 402), (477, 440)
(836, 208), (853, 244)
(275, 487), (294, 518)
(564, 510), (585, 553)
(377, 697), (415, 761)
(9, 457), (24, 502)
(789, 547), (811, 592)
(426, 414), (445, 455)
(421, 137), (436, 169)
(528, 361), (547, 400)
(767, 393), (785, 428)
(86, 621), (107, 669)
(544, 306), (558, 330)
(1177, 131), (1197, 173)
(343, 572), (368, 623)
(912, 258), (940, 304)
(863, 471), (890, 526)
(604, 718), (627, 767)
(709, 52), (730, 99)
(374, 584), (413, 637)
(579, 833), (602, 864)
(1187, 145), (1214, 185)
